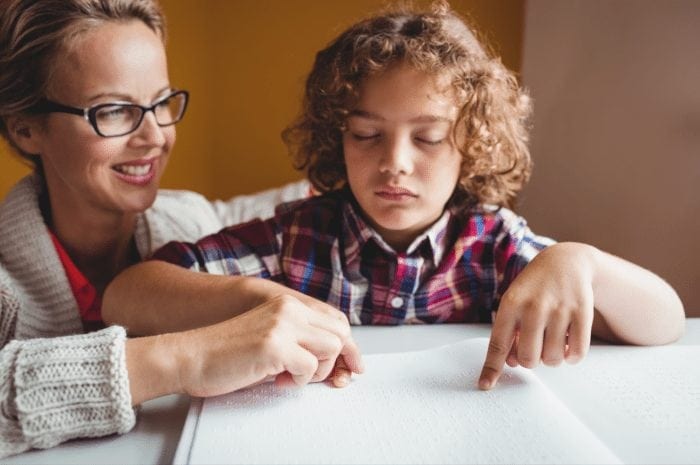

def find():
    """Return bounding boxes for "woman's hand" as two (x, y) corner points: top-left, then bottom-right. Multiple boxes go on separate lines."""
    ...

(126, 294), (364, 404)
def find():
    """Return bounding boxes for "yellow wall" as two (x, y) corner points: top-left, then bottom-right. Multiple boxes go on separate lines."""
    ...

(0, 0), (524, 200)
(0, 139), (31, 196)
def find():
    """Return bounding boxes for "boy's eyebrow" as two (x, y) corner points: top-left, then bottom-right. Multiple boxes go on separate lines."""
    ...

(349, 110), (453, 124)
(348, 110), (385, 121)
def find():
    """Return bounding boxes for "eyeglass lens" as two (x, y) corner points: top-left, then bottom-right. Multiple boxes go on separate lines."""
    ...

(93, 92), (187, 136)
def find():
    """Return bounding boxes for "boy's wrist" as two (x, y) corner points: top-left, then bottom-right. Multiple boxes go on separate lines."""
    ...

(552, 241), (598, 276)
(566, 242), (601, 292)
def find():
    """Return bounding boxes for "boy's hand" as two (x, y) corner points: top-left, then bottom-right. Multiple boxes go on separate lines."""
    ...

(478, 243), (596, 390)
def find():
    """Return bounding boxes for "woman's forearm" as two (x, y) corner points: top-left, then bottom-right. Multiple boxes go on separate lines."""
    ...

(124, 296), (365, 406)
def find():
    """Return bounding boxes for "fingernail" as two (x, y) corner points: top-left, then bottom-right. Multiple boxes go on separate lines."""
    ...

(333, 375), (349, 388)
(478, 378), (492, 390)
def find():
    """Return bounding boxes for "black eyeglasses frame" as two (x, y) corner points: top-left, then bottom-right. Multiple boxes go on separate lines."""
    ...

(29, 89), (189, 138)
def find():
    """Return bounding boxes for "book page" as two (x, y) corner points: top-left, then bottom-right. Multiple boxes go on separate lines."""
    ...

(536, 344), (700, 464)
(181, 338), (620, 465)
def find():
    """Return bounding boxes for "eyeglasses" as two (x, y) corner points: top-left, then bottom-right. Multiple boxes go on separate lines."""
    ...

(30, 90), (189, 138)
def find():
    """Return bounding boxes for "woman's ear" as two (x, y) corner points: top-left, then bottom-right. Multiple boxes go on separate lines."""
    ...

(4, 115), (43, 155)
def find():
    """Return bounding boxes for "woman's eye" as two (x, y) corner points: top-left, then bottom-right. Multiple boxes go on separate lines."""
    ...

(156, 98), (172, 109)
(97, 107), (127, 120)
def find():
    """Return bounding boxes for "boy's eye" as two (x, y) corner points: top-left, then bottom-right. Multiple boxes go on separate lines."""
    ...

(416, 137), (445, 146)
(351, 132), (380, 141)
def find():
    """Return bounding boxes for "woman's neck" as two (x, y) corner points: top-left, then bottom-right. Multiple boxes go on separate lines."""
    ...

(41, 188), (140, 293)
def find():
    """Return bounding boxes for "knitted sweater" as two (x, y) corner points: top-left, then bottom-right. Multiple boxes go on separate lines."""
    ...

(0, 175), (309, 458)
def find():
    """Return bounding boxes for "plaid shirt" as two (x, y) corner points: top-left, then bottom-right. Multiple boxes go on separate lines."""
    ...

(153, 191), (555, 325)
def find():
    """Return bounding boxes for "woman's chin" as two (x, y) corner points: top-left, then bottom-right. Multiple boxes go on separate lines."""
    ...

(116, 190), (160, 214)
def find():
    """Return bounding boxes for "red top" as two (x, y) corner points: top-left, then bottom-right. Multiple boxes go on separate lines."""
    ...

(49, 231), (105, 332)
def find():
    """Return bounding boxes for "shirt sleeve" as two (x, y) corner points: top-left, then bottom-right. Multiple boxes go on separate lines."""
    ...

(151, 216), (284, 280)
(492, 209), (556, 302)
(0, 323), (135, 459)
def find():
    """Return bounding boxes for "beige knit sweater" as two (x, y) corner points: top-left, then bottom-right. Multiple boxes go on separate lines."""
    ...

(0, 175), (308, 458)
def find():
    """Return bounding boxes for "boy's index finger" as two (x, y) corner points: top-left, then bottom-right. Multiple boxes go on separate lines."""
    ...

(478, 314), (517, 390)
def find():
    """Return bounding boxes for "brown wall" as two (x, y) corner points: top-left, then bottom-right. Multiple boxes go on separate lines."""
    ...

(0, 0), (525, 199)
(520, 0), (700, 316)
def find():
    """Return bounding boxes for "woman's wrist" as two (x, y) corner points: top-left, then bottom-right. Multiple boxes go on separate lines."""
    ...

(125, 333), (185, 405)
(234, 276), (287, 309)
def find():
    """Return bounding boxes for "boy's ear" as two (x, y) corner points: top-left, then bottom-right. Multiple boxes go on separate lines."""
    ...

(4, 115), (43, 155)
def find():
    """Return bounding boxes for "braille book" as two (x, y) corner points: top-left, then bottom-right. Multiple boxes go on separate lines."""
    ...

(174, 338), (700, 465)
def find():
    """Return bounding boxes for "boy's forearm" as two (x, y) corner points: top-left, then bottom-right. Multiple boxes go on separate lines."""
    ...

(103, 261), (265, 335)
(581, 243), (686, 345)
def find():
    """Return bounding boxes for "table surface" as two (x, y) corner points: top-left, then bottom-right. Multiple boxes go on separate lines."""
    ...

(6, 319), (700, 465)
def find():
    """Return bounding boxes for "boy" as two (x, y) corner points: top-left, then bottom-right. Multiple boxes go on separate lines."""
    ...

(104, 2), (684, 390)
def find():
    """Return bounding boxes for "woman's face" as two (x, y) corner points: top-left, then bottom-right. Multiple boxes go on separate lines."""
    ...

(35, 20), (174, 218)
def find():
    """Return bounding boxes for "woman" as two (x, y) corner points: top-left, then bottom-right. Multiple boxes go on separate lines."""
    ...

(0, 0), (362, 458)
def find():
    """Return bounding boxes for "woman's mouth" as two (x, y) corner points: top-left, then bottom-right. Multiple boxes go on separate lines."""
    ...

(112, 159), (157, 186)
(113, 164), (151, 176)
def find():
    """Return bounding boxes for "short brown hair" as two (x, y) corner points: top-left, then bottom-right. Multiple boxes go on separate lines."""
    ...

(283, 1), (532, 211)
(0, 0), (166, 165)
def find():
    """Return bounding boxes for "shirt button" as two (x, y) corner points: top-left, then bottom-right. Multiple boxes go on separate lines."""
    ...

(390, 296), (404, 308)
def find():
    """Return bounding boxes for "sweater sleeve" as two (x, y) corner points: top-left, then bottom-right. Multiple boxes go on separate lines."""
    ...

(0, 322), (136, 458)
(210, 179), (311, 225)
(140, 181), (311, 257)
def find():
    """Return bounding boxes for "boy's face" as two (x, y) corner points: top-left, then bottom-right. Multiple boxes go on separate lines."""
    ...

(342, 63), (461, 251)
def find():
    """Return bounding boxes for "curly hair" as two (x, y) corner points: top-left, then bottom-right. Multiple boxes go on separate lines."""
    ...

(0, 0), (166, 166)
(283, 0), (533, 211)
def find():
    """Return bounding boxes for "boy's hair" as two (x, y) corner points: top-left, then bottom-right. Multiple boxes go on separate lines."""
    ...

(283, 0), (532, 211)
(0, 0), (166, 166)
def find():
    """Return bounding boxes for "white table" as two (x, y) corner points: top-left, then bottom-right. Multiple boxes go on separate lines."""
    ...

(6, 319), (700, 465)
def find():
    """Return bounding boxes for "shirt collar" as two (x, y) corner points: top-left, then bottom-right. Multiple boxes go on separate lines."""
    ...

(341, 192), (453, 266)
(47, 230), (98, 317)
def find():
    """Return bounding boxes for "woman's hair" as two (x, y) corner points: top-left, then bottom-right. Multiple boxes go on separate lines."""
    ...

(283, 0), (533, 211)
(0, 0), (166, 165)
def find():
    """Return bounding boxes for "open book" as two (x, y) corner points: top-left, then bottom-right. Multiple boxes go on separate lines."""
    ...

(173, 338), (700, 465)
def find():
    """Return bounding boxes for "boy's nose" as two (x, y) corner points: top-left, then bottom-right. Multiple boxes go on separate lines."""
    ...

(379, 136), (414, 175)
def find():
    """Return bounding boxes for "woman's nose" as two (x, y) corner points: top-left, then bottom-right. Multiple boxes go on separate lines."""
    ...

(131, 111), (167, 146)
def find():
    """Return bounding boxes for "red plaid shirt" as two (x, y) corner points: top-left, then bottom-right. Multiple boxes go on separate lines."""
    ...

(153, 191), (555, 325)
